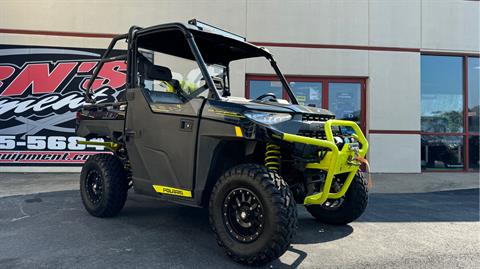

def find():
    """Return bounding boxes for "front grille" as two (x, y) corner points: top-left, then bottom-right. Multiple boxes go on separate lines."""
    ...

(302, 113), (333, 122)
(297, 130), (327, 140)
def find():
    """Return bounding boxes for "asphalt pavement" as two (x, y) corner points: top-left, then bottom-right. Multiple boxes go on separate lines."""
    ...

(0, 173), (479, 268)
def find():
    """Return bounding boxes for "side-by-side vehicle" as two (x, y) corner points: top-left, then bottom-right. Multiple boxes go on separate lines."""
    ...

(76, 20), (369, 265)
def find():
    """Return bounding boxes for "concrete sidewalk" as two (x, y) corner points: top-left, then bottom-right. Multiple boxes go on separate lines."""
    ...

(0, 172), (478, 198)
(0, 173), (78, 198)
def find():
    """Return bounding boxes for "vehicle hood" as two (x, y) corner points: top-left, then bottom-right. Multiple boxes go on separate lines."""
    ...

(224, 97), (334, 115)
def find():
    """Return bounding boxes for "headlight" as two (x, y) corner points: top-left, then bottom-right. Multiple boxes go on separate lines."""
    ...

(243, 111), (292, 124)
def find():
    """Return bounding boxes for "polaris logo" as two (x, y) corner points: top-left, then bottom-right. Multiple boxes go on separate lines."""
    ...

(163, 188), (184, 196)
(152, 185), (192, 198)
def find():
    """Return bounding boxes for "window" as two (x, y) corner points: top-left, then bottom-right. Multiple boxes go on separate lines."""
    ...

(421, 56), (463, 133)
(327, 82), (363, 134)
(420, 55), (479, 171)
(249, 80), (283, 100)
(421, 135), (464, 169)
(136, 41), (227, 104)
(246, 76), (366, 131)
(137, 50), (205, 104)
(289, 81), (322, 108)
(468, 57), (479, 133)
(468, 57), (480, 170)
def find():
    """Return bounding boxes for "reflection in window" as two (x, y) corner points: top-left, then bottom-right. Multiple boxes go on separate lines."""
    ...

(249, 80), (283, 100)
(290, 82), (322, 108)
(421, 56), (463, 133)
(328, 83), (362, 134)
(328, 83), (361, 122)
(469, 136), (479, 170)
(421, 136), (464, 170)
(468, 57), (480, 133)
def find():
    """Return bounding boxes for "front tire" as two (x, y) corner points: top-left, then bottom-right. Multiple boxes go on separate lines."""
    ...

(306, 173), (368, 225)
(80, 154), (128, 218)
(209, 164), (297, 266)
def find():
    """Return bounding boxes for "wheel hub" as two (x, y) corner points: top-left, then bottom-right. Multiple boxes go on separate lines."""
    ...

(222, 188), (264, 243)
(85, 170), (103, 204)
(240, 211), (247, 220)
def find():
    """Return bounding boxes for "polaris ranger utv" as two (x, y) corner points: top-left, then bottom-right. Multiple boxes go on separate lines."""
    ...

(76, 20), (369, 266)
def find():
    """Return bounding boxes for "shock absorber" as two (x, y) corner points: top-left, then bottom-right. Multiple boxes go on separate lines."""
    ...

(265, 143), (281, 171)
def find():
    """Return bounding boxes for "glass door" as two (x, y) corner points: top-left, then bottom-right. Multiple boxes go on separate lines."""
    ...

(328, 82), (363, 133)
(289, 81), (322, 108)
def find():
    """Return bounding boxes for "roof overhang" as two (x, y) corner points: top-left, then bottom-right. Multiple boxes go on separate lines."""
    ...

(134, 22), (271, 64)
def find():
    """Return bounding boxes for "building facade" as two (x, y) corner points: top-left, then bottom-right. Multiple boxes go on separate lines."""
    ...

(0, 0), (479, 173)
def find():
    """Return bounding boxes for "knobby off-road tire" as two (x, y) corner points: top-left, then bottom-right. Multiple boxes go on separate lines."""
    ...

(306, 173), (368, 225)
(80, 154), (128, 218)
(209, 164), (297, 266)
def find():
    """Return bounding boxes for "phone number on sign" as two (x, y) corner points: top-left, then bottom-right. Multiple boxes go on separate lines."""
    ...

(0, 136), (105, 150)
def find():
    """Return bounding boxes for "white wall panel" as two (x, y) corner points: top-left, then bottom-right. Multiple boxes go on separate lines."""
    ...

(0, 0), (247, 36)
(368, 51), (420, 131)
(421, 0), (480, 51)
(368, 0), (421, 48)
(368, 134), (421, 173)
(246, 0), (368, 45)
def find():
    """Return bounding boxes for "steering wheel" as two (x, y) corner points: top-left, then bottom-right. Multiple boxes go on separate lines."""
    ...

(255, 93), (278, 102)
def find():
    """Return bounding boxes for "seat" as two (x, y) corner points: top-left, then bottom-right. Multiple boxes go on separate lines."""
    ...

(138, 54), (172, 83)
(137, 54), (183, 104)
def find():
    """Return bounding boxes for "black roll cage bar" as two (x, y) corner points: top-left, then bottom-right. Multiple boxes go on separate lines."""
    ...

(84, 22), (298, 105)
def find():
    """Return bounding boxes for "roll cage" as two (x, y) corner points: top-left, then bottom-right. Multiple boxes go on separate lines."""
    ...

(84, 20), (298, 104)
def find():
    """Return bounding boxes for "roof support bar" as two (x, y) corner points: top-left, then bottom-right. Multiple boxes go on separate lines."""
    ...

(268, 57), (298, 104)
(84, 34), (128, 103)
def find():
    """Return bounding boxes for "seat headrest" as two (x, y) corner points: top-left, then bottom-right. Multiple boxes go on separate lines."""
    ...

(146, 65), (172, 81)
(137, 53), (172, 81)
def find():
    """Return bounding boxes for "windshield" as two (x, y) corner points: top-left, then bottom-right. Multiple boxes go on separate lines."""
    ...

(227, 56), (296, 103)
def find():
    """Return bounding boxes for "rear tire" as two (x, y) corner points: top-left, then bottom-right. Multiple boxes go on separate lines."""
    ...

(80, 154), (128, 218)
(209, 164), (297, 266)
(306, 173), (368, 225)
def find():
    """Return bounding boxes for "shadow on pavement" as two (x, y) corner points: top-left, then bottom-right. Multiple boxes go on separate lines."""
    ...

(294, 218), (353, 244)
(359, 188), (479, 222)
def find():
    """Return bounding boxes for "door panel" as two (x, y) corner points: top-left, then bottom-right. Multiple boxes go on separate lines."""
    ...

(125, 88), (204, 196)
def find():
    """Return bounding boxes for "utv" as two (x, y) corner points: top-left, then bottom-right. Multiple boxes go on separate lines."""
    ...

(76, 20), (369, 266)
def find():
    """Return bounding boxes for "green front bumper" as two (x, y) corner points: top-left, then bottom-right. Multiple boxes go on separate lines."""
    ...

(281, 120), (369, 205)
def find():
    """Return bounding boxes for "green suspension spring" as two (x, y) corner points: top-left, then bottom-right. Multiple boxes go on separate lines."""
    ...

(265, 143), (281, 171)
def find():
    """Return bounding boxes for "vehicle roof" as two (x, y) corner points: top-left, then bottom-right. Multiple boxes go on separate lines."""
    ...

(134, 22), (271, 64)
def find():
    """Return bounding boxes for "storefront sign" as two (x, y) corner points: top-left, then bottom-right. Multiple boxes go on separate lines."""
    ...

(0, 45), (126, 166)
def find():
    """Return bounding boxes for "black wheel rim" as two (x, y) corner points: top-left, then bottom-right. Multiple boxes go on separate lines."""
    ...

(222, 188), (264, 243)
(85, 170), (103, 204)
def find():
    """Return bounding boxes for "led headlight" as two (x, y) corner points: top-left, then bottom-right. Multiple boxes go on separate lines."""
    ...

(243, 111), (292, 124)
